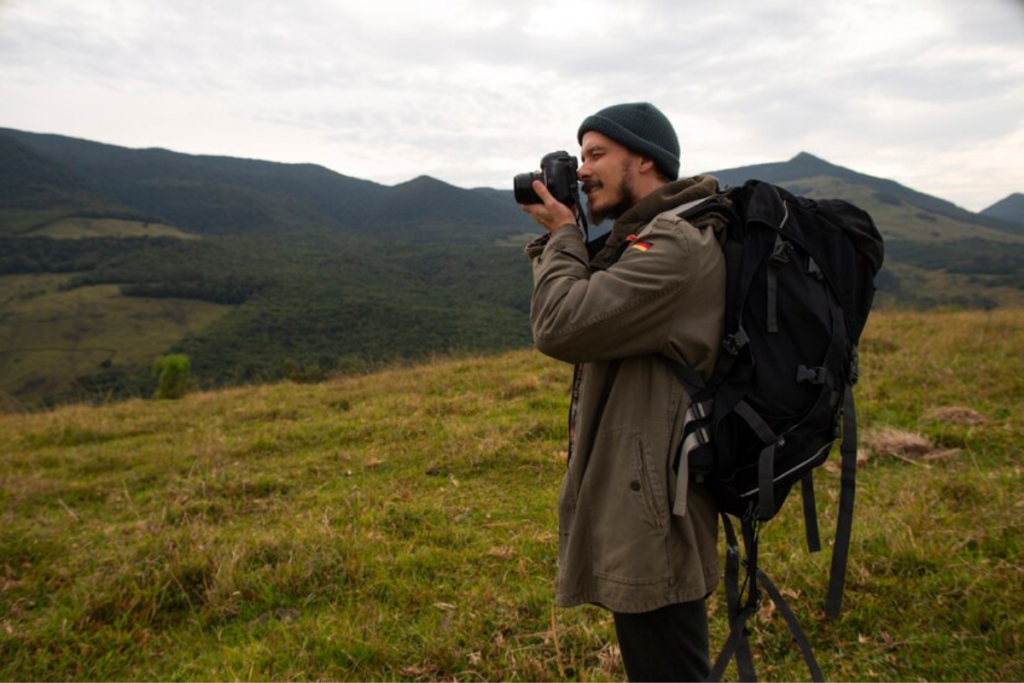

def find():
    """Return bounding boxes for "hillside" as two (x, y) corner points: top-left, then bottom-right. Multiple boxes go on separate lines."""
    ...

(0, 128), (527, 241)
(709, 152), (1022, 236)
(2, 130), (1023, 410)
(0, 234), (535, 409)
(0, 309), (1020, 681)
(0, 135), (147, 234)
(982, 193), (1024, 225)
(706, 152), (1024, 308)
(373, 175), (537, 242)
(0, 129), (543, 408)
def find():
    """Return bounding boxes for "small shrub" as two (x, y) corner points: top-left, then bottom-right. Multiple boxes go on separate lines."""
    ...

(152, 354), (191, 400)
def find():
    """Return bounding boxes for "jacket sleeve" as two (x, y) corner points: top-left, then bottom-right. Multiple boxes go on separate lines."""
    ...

(528, 216), (699, 364)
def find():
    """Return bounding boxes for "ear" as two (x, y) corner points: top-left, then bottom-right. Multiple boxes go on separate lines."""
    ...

(637, 156), (657, 175)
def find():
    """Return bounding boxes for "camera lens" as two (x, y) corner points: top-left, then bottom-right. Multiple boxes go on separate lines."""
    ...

(513, 171), (543, 205)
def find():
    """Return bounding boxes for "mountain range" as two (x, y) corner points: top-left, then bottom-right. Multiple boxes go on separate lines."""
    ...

(0, 128), (528, 242)
(711, 153), (1022, 233)
(1, 127), (1022, 408)
(980, 193), (1024, 225)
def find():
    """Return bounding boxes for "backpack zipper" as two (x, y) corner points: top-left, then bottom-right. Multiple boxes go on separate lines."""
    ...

(739, 440), (833, 499)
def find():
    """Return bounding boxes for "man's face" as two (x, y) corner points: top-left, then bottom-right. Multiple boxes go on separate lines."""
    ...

(578, 131), (641, 225)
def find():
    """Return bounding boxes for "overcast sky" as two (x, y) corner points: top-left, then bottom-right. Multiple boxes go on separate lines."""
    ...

(1, 0), (1021, 212)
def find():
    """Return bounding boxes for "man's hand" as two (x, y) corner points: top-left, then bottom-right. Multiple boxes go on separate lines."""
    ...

(520, 180), (578, 234)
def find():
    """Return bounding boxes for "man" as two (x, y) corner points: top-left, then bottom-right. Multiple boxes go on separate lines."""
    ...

(519, 102), (726, 681)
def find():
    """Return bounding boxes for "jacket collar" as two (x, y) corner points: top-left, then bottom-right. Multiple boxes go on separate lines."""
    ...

(590, 175), (720, 270)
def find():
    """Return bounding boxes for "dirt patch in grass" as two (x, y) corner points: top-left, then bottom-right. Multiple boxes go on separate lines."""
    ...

(924, 406), (988, 425)
(864, 427), (960, 463)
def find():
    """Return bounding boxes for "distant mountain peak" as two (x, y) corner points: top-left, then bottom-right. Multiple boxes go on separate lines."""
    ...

(707, 151), (842, 184)
(981, 192), (1024, 225)
(786, 151), (851, 174)
(790, 151), (826, 163)
(707, 151), (1020, 235)
(395, 175), (449, 189)
(987, 192), (1024, 204)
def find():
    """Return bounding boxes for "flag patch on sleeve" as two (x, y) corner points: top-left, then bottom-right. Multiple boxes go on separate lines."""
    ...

(629, 241), (653, 252)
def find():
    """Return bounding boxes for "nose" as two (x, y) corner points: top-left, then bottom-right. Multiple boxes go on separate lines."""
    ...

(578, 160), (592, 181)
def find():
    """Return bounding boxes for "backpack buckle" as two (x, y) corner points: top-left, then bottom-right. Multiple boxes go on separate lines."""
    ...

(807, 257), (825, 280)
(797, 365), (827, 385)
(770, 236), (791, 265)
(723, 329), (750, 356)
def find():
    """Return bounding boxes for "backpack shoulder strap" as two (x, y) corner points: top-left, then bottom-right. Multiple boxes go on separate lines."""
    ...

(826, 382), (858, 619)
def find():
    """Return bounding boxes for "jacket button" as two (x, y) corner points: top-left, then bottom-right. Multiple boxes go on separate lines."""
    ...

(630, 480), (641, 491)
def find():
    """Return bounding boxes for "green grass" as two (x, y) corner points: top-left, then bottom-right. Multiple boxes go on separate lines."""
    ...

(0, 310), (1021, 681)
(0, 274), (232, 405)
(28, 218), (197, 240)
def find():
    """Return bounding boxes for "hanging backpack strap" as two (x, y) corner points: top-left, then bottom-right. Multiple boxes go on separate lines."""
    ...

(733, 400), (781, 520)
(713, 515), (827, 683)
(710, 514), (758, 682)
(757, 569), (824, 682)
(826, 382), (858, 619)
(801, 472), (823, 553)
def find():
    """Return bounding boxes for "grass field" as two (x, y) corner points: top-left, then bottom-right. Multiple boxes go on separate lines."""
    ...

(0, 274), (232, 406)
(29, 218), (197, 240)
(0, 309), (1021, 681)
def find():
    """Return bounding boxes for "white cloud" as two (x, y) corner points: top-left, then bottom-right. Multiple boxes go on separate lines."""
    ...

(0, 0), (1021, 210)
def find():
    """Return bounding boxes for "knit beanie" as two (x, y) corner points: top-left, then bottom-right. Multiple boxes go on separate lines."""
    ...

(577, 102), (680, 180)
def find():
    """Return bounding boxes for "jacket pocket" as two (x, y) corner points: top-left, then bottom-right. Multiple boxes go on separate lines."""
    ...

(588, 430), (673, 586)
(633, 435), (668, 532)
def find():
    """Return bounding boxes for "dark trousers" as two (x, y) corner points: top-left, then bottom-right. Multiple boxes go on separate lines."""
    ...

(613, 600), (711, 682)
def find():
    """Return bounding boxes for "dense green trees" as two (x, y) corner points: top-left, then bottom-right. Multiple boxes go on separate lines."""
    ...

(0, 236), (178, 274)
(4, 230), (534, 403)
(886, 239), (1024, 288)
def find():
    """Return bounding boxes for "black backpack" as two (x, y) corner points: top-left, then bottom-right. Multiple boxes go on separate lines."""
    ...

(666, 180), (885, 681)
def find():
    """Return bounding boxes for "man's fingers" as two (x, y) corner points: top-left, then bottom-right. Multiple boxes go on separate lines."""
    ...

(532, 180), (558, 206)
(524, 180), (577, 233)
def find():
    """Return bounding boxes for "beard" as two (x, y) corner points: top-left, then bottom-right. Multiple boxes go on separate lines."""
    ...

(584, 160), (639, 225)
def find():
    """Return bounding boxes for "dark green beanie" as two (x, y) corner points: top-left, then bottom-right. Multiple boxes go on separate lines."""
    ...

(577, 102), (680, 180)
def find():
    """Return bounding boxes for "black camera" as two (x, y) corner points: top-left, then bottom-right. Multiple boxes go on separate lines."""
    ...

(513, 151), (580, 207)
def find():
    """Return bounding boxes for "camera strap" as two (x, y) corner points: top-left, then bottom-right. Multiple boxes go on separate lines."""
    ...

(576, 201), (589, 242)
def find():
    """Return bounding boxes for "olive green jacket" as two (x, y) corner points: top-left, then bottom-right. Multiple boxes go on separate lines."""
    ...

(526, 176), (726, 613)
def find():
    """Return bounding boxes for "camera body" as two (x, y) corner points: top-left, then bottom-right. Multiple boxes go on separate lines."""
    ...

(514, 151), (580, 207)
